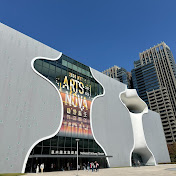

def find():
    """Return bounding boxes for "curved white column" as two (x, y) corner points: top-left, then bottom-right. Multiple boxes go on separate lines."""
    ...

(22, 53), (63, 173)
(120, 89), (156, 166)
(89, 67), (110, 167)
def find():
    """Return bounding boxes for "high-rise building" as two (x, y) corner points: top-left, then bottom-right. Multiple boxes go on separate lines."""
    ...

(132, 42), (176, 144)
(103, 66), (133, 88)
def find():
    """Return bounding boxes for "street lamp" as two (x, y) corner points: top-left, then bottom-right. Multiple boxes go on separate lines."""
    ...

(75, 139), (80, 176)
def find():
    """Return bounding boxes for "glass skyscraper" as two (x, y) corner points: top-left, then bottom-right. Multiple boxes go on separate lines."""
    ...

(103, 66), (133, 88)
(132, 42), (176, 144)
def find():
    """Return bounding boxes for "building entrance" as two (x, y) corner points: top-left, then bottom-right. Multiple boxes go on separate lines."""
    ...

(25, 156), (108, 173)
(131, 153), (143, 166)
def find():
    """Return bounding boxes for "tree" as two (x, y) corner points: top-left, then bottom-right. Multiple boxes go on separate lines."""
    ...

(168, 142), (176, 162)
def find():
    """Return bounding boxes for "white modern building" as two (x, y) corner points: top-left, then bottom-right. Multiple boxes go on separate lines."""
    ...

(0, 23), (170, 173)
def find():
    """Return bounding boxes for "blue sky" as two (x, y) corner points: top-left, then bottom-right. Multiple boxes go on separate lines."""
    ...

(0, 0), (176, 72)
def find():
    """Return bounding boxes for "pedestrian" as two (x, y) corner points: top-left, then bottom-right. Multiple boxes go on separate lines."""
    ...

(67, 162), (70, 170)
(93, 161), (96, 171)
(78, 164), (80, 170)
(87, 162), (90, 171)
(90, 162), (92, 171)
(137, 160), (140, 167)
(33, 163), (37, 173)
(51, 163), (54, 171)
(36, 164), (39, 173)
(133, 161), (136, 167)
(91, 162), (94, 172)
(83, 163), (86, 171)
(40, 163), (44, 173)
(96, 162), (99, 171)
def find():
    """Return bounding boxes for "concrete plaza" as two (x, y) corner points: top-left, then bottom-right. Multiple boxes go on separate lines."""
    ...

(26, 164), (176, 176)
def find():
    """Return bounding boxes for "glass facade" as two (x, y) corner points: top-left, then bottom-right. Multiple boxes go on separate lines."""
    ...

(103, 66), (132, 88)
(116, 68), (132, 88)
(31, 136), (103, 156)
(132, 62), (160, 106)
(132, 43), (176, 144)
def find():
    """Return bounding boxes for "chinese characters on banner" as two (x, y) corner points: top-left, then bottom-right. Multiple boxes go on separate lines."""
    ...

(56, 72), (93, 138)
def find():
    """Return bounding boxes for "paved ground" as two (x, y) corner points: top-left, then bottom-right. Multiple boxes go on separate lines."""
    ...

(26, 164), (176, 176)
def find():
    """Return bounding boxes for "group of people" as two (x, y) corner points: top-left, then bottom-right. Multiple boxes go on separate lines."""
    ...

(35, 161), (100, 173)
(85, 161), (99, 172)
(133, 160), (141, 167)
(35, 163), (44, 173)
(66, 162), (73, 170)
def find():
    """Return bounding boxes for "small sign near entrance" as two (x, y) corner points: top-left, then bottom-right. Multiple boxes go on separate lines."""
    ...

(51, 150), (77, 155)
(80, 152), (104, 156)
(51, 150), (104, 156)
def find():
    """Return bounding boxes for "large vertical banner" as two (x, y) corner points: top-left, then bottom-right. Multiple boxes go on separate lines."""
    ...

(56, 72), (93, 138)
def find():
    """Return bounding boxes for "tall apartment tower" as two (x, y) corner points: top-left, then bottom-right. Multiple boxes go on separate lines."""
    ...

(132, 42), (176, 144)
(103, 65), (133, 88)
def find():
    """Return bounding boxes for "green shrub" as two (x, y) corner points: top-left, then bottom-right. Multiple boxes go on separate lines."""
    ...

(158, 162), (176, 164)
(0, 174), (25, 176)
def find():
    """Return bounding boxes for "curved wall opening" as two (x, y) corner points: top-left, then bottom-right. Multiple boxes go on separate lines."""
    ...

(120, 89), (156, 166)
(25, 136), (108, 173)
(120, 90), (147, 113)
(131, 153), (143, 166)
(26, 55), (109, 173)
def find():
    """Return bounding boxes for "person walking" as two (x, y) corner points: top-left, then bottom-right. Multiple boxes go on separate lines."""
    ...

(51, 163), (54, 171)
(96, 162), (99, 171)
(90, 162), (92, 171)
(67, 162), (70, 170)
(70, 163), (72, 170)
(40, 163), (44, 173)
(87, 162), (90, 171)
(133, 161), (136, 167)
(83, 163), (86, 171)
(36, 164), (39, 173)
(91, 162), (94, 172)
(78, 164), (80, 170)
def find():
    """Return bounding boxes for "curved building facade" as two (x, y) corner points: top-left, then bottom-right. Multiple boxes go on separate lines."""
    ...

(0, 23), (170, 173)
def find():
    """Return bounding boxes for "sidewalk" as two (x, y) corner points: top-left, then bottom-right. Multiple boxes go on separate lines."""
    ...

(26, 164), (176, 176)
